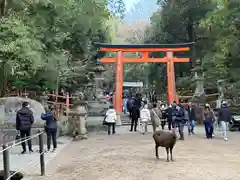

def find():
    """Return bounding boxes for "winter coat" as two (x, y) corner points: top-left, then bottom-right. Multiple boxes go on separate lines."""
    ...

(127, 98), (134, 112)
(131, 106), (140, 120)
(105, 108), (117, 123)
(218, 105), (232, 122)
(140, 108), (151, 122)
(174, 107), (185, 123)
(134, 98), (142, 109)
(166, 107), (173, 121)
(187, 107), (196, 120)
(203, 108), (214, 121)
(41, 112), (58, 130)
(16, 107), (34, 131)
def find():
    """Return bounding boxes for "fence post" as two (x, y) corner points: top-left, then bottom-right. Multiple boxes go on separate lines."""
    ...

(66, 92), (69, 117)
(2, 144), (10, 180)
(38, 131), (45, 176)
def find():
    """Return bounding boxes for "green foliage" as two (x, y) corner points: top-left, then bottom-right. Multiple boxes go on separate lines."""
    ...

(141, 0), (240, 98)
(108, 0), (126, 20)
(0, 0), (112, 96)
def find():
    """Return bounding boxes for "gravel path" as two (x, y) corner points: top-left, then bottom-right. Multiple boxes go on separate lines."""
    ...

(32, 126), (240, 180)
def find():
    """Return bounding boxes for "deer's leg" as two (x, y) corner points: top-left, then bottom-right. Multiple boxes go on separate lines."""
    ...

(165, 147), (169, 162)
(170, 147), (174, 161)
(155, 145), (159, 159)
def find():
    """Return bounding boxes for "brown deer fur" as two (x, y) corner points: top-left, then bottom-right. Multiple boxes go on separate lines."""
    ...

(153, 129), (177, 161)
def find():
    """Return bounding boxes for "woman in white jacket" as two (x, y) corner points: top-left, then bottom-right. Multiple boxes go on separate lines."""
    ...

(105, 105), (117, 135)
(140, 104), (151, 134)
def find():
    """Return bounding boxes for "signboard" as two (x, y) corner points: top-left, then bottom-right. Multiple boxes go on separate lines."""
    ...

(123, 82), (143, 87)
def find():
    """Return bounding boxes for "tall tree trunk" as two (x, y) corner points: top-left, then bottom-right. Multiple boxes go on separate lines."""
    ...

(0, 62), (8, 97)
(0, 0), (7, 97)
(0, 0), (6, 17)
(187, 0), (196, 68)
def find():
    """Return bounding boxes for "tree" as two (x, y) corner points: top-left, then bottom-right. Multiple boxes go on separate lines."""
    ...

(108, 0), (126, 20)
(200, 0), (240, 93)
(143, 0), (215, 92)
(0, 0), (112, 96)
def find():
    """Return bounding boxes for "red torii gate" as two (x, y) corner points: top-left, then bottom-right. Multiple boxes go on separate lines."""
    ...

(95, 42), (194, 113)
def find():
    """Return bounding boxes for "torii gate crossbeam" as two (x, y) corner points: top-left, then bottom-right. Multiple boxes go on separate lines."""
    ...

(95, 42), (194, 118)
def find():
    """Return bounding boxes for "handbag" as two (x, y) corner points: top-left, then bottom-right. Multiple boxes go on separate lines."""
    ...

(102, 116), (108, 125)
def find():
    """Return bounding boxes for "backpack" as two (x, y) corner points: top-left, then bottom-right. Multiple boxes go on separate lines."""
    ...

(127, 99), (134, 110)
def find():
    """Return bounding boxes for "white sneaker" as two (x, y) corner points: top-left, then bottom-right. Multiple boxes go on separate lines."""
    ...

(224, 137), (228, 141)
(212, 134), (215, 137)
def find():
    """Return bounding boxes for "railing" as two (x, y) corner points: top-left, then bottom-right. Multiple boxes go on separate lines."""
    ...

(0, 130), (45, 180)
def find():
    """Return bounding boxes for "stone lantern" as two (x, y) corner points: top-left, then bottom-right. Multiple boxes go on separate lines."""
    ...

(191, 59), (205, 104)
(191, 59), (205, 124)
(93, 62), (105, 99)
(216, 79), (225, 108)
(68, 96), (88, 140)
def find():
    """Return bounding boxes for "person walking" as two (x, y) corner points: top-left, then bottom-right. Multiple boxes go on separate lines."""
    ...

(160, 104), (167, 130)
(171, 101), (177, 129)
(16, 102), (34, 154)
(41, 107), (58, 152)
(166, 104), (174, 130)
(203, 104), (214, 139)
(187, 102), (196, 135)
(174, 104), (185, 140)
(218, 100), (232, 141)
(104, 105), (117, 135)
(123, 95), (128, 114)
(130, 104), (140, 132)
(150, 103), (161, 132)
(127, 96), (134, 119)
(140, 104), (151, 134)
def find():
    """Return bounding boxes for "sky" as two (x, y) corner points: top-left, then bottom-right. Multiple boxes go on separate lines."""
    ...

(123, 0), (140, 10)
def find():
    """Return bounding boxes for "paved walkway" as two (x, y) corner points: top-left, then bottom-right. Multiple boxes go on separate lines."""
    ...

(0, 137), (71, 180)
(29, 125), (240, 180)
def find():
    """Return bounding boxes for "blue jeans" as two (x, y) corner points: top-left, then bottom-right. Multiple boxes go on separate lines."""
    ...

(204, 119), (213, 138)
(188, 120), (195, 134)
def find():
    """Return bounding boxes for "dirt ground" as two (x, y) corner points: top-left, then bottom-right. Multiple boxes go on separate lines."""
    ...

(32, 126), (240, 180)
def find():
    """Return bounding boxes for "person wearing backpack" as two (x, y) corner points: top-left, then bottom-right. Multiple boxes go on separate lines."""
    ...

(41, 107), (58, 152)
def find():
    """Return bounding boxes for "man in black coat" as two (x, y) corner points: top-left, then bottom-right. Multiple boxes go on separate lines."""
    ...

(16, 102), (34, 154)
(166, 104), (174, 130)
(187, 102), (196, 135)
(174, 104), (185, 140)
(130, 104), (140, 132)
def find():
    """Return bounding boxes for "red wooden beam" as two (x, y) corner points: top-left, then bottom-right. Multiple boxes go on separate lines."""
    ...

(100, 57), (189, 63)
(100, 47), (190, 52)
